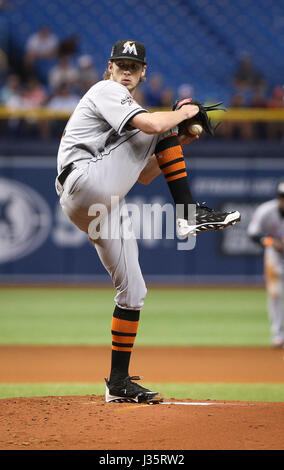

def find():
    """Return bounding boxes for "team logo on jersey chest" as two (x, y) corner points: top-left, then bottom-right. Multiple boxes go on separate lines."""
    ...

(122, 41), (138, 56)
(121, 94), (134, 106)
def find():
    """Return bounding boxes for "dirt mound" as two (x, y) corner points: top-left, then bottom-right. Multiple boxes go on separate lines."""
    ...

(1, 346), (284, 450)
(1, 395), (284, 450)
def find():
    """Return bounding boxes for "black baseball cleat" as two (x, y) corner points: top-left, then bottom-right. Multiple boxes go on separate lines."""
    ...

(177, 203), (241, 238)
(105, 376), (163, 404)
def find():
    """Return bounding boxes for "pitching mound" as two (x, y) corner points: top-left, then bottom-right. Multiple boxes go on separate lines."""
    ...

(1, 395), (284, 450)
(0, 346), (284, 450)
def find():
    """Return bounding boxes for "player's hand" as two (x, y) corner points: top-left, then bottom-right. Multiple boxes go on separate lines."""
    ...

(173, 97), (225, 136)
(176, 103), (200, 120)
(178, 134), (199, 146)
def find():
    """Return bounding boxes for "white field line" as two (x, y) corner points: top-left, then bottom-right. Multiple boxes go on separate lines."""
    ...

(160, 402), (249, 406)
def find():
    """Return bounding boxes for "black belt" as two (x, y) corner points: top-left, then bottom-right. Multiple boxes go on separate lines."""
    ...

(58, 163), (76, 186)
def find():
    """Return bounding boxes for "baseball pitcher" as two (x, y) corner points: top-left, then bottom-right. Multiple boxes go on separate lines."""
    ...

(55, 39), (241, 403)
(248, 181), (284, 348)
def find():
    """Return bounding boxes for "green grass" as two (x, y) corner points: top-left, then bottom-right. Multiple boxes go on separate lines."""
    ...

(0, 287), (271, 346)
(0, 382), (283, 402)
(0, 287), (282, 401)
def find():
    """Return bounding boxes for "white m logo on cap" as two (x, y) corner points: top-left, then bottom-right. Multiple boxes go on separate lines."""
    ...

(123, 41), (137, 55)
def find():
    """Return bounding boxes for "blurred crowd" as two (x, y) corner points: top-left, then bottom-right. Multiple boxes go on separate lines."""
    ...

(0, 26), (283, 140)
(219, 56), (284, 140)
(0, 26), (99, 138)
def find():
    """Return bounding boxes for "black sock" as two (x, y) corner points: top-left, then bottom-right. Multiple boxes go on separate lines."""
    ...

(168, 177), (196, 219)
(110, 350), (131, 382)
(110, 306), (140, 382)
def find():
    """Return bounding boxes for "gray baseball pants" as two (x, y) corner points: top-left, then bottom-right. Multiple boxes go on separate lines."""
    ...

(56, 157), (147, 310)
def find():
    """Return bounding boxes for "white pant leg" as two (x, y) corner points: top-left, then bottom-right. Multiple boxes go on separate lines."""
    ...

(264, 247), (284, 343)
(59, 162), (147, 310)
(267, 296), (284, 342)
(92, 200), (147, 310)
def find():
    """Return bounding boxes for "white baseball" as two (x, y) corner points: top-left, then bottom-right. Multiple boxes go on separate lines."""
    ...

(188, 123), (203, 136)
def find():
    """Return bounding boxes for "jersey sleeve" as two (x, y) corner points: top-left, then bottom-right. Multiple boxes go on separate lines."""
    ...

(247, 204), (267, 238)
(92, 81), (147, 135)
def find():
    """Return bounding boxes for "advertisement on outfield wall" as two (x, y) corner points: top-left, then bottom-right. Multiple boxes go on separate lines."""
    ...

(0, 155), (283, 283)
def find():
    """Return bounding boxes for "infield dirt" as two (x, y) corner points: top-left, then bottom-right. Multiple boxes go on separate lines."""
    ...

(0, 346), (284, 450)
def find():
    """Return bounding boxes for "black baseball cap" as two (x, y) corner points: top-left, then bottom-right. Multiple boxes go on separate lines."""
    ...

(277, 181), (284, 197)
(110, 40), (146, 64)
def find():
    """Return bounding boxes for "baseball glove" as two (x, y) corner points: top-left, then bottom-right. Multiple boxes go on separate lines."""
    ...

(172, 97), (225, 136)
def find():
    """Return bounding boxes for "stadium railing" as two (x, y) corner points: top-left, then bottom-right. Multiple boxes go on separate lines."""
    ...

(0, 107), (283, 121)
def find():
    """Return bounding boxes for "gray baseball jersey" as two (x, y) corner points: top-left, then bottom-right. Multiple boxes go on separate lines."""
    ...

(247, 199), (284, 243)
(57, 79), (167, 175)
(56, 79), (176, 310)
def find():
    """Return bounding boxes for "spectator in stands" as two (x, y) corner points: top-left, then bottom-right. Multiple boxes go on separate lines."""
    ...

(43, 82), (80, 139)
(77, 54), (98, 95)
(25, 76), (48, 107)
(48, 56), (79, 91)
(4, 85), (24, 110)
(16, 77), (48, 138)
(177, 83), (194, 100)
(144, 74), (164, 107)
(1, 75), (47, 110)
(47, 82), (80, 112)
(230, 92), (246, 108)
(160, 87), (174, 107)
(249, 91), (267, 108)
(266, 86), (284, 140)
(233, 55), (267, 105)
(58, 34), (79, 58)
(249, 91), (268, 139)
(267, 86), (284, 109)
(25, 26), (58, 69)
(0, 73), (21, 104)
(3, 80), (38, 137)
(220, 92), (254, 140)
(0, 48), (8, 85)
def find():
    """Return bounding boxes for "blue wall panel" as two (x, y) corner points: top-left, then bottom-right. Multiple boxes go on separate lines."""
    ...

(0, 153), (284, 283)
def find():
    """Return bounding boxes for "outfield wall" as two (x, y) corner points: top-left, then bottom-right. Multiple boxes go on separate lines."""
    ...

(0, 141), (283, 284)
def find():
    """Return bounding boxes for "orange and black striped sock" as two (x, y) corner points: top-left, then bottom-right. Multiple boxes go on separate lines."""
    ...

(110, 305), (140, 381)
(155, 133), (195, 219)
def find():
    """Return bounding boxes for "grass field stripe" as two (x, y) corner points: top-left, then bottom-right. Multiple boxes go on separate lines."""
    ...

(161, 402), (225, 406)
(0, 287), (271, 347)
